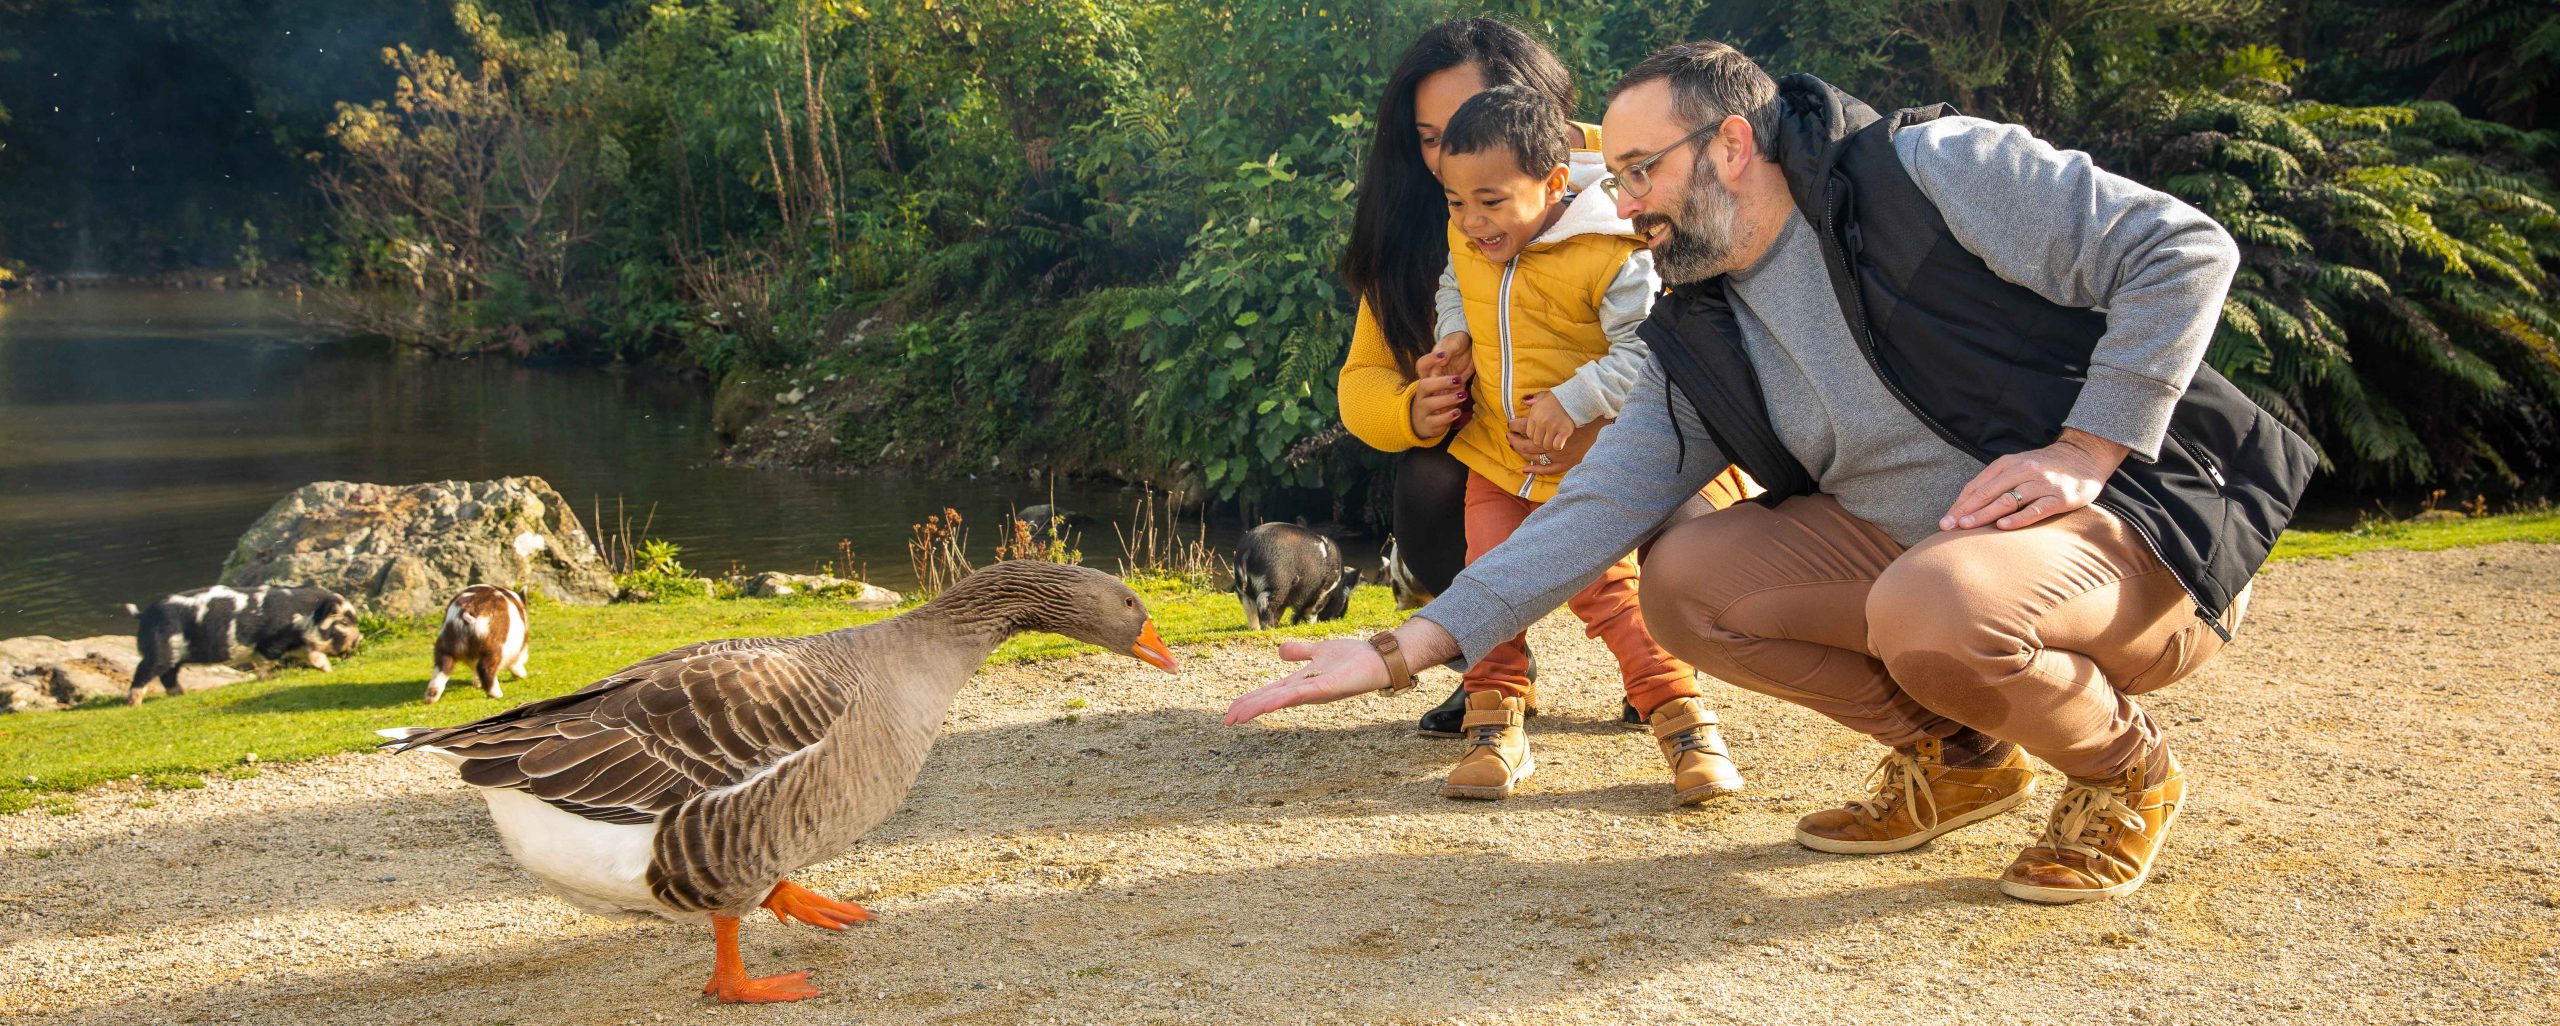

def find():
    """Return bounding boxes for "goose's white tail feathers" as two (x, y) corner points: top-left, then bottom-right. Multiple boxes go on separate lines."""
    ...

(375, 726), (665, 916)
(376, 727), (467, 767)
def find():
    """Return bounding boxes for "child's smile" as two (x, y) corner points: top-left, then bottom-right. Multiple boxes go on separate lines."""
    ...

(1441, 149), (1571, 266)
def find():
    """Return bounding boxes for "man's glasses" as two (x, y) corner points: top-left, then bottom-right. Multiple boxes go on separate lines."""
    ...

(1598, 120), (1721, 201)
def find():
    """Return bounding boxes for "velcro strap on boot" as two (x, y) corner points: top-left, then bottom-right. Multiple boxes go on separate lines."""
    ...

(1461, 708), (1523, 730)
(1648, 702), (1714, 740)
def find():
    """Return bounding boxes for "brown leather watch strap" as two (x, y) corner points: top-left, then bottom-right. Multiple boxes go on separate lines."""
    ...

(1369, 630), (1414, 696)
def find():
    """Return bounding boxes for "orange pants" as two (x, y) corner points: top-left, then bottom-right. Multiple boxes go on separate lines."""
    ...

(1458, 471), (1700, 718)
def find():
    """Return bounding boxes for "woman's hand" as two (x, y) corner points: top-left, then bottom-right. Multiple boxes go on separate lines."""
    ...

(1408, 348), (1473, 441)
(1429, 330), (1473, 370)
(1514, 413), (1609, 475)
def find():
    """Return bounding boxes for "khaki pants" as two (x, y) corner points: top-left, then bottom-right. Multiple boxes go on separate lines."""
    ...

(1637, 494), (2248, 779)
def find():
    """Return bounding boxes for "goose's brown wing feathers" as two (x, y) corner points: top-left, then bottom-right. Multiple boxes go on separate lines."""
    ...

(390, 638), (855, 825)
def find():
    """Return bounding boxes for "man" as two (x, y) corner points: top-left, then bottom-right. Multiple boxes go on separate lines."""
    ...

(1229, 41), (2315, 904)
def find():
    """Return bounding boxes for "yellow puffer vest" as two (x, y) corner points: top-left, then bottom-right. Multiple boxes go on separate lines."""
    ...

(1445, 188), (1644, 505)
(1375, 123), (1756, 512)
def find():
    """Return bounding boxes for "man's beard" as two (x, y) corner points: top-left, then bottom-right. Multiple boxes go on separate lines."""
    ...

(1634, 162), (1740, 285)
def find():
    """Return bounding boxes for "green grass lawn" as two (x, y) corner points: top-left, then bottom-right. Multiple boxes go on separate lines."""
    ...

(2268, 508), (2560, 560)
(0, 577), (1408, 813)
(6, 509), (2553, 815)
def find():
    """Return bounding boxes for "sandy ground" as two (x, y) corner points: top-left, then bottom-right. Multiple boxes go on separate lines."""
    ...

(4, 543), (2557, 1026)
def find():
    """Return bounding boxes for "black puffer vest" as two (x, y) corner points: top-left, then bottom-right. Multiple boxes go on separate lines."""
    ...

(1641, 76), (2317, 640)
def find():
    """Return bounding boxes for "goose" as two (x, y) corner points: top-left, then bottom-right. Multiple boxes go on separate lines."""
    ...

(380, 561), (1178, 1003)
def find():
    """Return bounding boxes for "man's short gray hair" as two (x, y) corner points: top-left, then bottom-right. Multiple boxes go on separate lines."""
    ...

(1608, 40), (1779, 160)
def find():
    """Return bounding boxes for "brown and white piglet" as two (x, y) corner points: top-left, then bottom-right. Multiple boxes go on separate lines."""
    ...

(426, 585), (530, 704)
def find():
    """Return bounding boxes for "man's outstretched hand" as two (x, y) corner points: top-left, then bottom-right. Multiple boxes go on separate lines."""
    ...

(1223, 621), (1463, 725)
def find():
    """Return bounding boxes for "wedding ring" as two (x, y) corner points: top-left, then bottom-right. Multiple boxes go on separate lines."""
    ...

(2005, 488), (2025, 503)
(1536, 453), (1554, 466)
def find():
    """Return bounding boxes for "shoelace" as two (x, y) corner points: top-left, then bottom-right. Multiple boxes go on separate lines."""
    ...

(1465, 723), (1508, 748)
(1664, 724), (1718, 757)
(2030, 782), (2146, 868)
(1844, 749), (1935, 827)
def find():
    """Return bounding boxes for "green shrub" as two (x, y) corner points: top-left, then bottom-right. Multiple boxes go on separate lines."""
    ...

(614, 539), (711, 601)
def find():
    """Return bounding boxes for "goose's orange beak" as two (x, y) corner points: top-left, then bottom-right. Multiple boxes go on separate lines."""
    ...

(1130, 620), (1179, 673)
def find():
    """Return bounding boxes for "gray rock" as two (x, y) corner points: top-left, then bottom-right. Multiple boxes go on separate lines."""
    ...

(50, 661), (126, 705)
(841, 582), (903, 610)
(220, 477), (615, 617)
(0, 635), (252, 713)
(0, 677), (46, 714)
(720, 572), (903, 610)
(734, 571), (825, 598)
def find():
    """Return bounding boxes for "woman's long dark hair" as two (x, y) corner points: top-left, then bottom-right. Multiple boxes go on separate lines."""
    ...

(1341, 18), (1577, 373)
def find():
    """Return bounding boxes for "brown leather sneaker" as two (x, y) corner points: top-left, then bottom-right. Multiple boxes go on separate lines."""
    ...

(1998, 749), (2184, 904)
(1440, 690), (1533, 800)
(1649, 696), (1744, 804)
(1794, 737), (2036, 854)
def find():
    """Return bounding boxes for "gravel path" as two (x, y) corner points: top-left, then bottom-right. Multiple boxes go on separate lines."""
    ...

(5, 543), (2557, 1025)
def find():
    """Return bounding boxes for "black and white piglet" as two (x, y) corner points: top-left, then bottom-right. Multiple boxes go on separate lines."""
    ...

(123, 585), (363, 705)
(1235, 522), (1360, 629)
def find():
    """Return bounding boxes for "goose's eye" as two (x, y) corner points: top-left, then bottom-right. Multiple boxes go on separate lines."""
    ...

(1123, 597), (1135, 609)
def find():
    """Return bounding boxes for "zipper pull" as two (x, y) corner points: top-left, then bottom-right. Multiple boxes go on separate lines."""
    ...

(2178, 434), (2227, 488)
(1844, 222), (1865, 254)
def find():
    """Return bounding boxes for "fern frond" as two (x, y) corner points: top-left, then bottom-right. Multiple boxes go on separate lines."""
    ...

(2163, 171), (2256, 212)
(2218, 138), (2303, 183)
(2319, 366), (2429, 478)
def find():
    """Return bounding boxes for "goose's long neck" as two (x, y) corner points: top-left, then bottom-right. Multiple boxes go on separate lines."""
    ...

(852, 565), (1095, 709)
(887, 595), (1019, 695)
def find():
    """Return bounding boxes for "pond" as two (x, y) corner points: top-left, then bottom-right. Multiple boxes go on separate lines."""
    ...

(0, 289), (1227, 639)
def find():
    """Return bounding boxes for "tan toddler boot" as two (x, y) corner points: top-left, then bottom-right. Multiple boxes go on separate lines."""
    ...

(1649, 696), (1745, 804)
(1440, 690), (1533, 799)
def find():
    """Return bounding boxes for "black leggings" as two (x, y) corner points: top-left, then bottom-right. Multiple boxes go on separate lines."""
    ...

(1391, 440), (1471, 598)
(1394, 436), (1718, 599)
